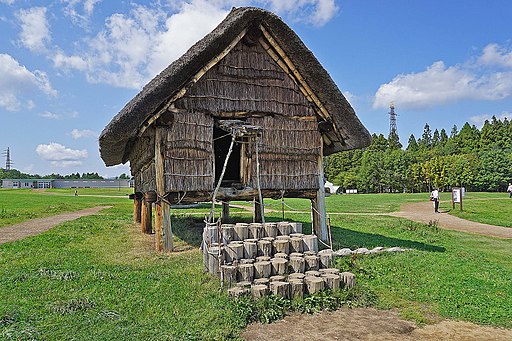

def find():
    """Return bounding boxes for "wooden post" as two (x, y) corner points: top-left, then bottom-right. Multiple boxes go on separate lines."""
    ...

(155, 126), (173, 251)
(141, 197), (153, 234)
(154, 203), (163, 251)
(311, 147), (328, 241)
(254, 198), (263, 223)
(133, 192), (142, 224)
(222, 201), (230, 221)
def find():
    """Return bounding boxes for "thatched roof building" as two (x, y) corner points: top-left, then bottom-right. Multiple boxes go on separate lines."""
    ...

(99, 7), (370, 249)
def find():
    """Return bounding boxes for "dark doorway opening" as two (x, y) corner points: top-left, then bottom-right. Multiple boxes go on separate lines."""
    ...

(214, 125), (241, 187)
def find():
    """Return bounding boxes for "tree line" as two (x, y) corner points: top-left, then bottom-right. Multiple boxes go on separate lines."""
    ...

(325, 116), (512, 193)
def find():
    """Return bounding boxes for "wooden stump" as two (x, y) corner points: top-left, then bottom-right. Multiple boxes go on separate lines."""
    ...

(289, 256), (305, 274)
(228, 287), (249, 298)
(234, 223), (248, 241)
(305, 276), (324, 294)
(240, 258), (255, 265)
(254, 261), (271, 279)
(207, 246), (223, 276)
(290, 237), (303, 253)
(269, 275), (286, 282)
(319, 268), (339, 275)
(257, 240), (273, 257)
(289, 252), (303, 258)
(277, 222), (292, 236)
(243, 241), (257, 259)
(274, 253), (288, 259)
(288, 273), (305, 281)
(256, 256), (271, 262)
(236, 281), (252, 288)
(289, 222), (303, 234)
(251, 284), (268, 299)
(340, 272), (356, 289)
(318, 249), (333, 269)
(263, 223), (278, 238)
(221, 265), (238, 287)
(276, 235), (291, 241)
(221, 224), (235, 245)
(206, 223), (219, 244)
(225, 242), (244, 263)
(238, 263), (254, 282)
(304, 255), (320, 271)
(303, 235), (319, 253)
(270, 281), (289, 299)
(273, 239), (290, 255)
(249, 223), (263, 239)
(289, 279), (304, 299)
(322, 273), (341, 291)
(304, 250), (317, 256)
(253, 278), (269, 286)
(271, 258), (288, 276)
(262, 236), (275, 243)
(305, 270), (321, 277)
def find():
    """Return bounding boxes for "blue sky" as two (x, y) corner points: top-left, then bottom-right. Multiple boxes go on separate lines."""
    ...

(1, 0), (511, 178)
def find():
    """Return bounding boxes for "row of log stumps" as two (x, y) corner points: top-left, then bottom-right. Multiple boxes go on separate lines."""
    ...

(202, 221), (356, 299)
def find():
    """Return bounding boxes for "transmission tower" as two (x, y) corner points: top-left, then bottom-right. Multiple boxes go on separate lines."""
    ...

(389, 102), (398, 135)
(2, 147), (13, 171)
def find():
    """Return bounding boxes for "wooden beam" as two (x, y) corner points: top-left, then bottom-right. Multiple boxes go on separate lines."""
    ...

(141, 198), (153, 234)
(155, 126), (173, 252)
(311, 143), (327, 241)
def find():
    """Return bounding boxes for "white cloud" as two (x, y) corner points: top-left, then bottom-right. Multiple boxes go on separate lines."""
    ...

(470, 112), (512, 128)
(70, 128), (97, 139)
(16, 7), (51, 52)
(51, 0), (338, 89)
(0, 53), (57, 111)
(373, 51), (512, 110)
(36, 142), (88, 167)
(478, 43), (512, 68)
(0, 0), (16, 5)
(39, 111), (61, 119)
(62, 0), (102, 28)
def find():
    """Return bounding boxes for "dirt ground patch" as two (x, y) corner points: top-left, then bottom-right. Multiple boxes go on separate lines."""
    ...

(242, 308), (512, 341)
(0, 206), (111, 245)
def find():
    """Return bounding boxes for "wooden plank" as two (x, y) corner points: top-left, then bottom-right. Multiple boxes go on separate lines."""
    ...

(155, 126), (173, 251)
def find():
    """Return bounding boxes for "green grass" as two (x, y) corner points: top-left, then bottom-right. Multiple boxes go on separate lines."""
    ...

(449, 195), (512, 227)
(1, 191), (511, 339)
(0, 189), (128, 227)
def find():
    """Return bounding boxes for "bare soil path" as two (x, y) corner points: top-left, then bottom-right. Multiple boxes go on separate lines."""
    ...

(0, 206), (111, 245)
(242, 308), (512, 341)
(389, 201), (512, 239)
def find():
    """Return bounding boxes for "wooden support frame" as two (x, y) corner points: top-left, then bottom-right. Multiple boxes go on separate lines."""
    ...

(155, 126), (173, 252)
(311, 144), (327, 241)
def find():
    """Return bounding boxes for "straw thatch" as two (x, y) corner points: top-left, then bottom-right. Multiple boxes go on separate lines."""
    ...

(99, 7), (371, 167)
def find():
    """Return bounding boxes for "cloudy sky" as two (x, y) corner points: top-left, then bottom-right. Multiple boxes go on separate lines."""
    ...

(1, 0), (511, 177)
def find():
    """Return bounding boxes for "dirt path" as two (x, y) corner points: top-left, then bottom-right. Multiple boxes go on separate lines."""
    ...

(389, 201), (512, 239)
(242, 308), (512, 341)
(0, 206), (111, 245)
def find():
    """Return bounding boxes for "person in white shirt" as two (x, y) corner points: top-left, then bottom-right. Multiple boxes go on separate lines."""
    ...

(507, 183), (512, 198)
(431, 188), (440, 213)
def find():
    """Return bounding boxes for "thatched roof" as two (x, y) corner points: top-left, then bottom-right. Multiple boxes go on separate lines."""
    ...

(99, 7), (371, 166)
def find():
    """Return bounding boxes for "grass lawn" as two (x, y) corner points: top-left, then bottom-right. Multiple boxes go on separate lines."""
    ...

(449, 193), (512, 228)
(0, 189), (128, 227)
(1, 191), (511, 339)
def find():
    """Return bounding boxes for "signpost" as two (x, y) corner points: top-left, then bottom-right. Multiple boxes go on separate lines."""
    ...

(452, 187), (463, 211)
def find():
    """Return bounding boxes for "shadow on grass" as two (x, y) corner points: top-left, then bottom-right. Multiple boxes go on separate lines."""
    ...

(330, 225), (445, 253)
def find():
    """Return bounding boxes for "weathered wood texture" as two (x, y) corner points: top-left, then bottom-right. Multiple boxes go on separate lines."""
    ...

(174, 38), (315, 117)
(164, 112), (214, 192)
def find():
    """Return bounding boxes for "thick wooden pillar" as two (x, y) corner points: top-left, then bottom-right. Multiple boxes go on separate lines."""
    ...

(312, 145), (327, 241)
(254, 198), (263, 223)
(155, 203), (163, 251)
(222, 201), (230, 221)
(155, 126), (173, 251)
(133, 192), (142, 224)
(141, 197), (153, 234)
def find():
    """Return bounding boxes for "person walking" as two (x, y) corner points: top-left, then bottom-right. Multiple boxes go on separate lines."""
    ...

(507, 183), (512, 198)
(431, 188), (440, 213)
